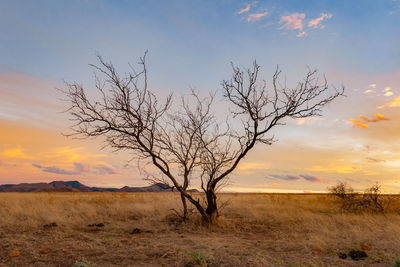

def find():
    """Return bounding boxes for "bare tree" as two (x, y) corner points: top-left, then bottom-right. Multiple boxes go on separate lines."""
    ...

(64, 52), (344, 224)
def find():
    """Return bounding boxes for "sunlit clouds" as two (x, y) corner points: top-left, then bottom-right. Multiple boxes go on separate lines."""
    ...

(310, 163), (363, 174)
(349, 113), (389, 129)
(235, 3), (334, 38)
(2, 147), (31, 159)
(308, 13), (333, 28)
(236, 3), (268, 22)
(384, 91), (393, 96)
(237, 4), (250, 14)
(389, 96), (400, 107)
(297, 31), (307, 37)
(280, 13), (305, 30)
(266, 173), (327, 183)
(247, 12), (268, 22)
(278, 12), (333, 37)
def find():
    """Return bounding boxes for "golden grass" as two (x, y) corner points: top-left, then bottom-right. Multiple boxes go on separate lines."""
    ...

(1, 192), (400, 266)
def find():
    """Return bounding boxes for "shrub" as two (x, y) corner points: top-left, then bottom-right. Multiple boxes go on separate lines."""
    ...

(392, 255), (400, 267)
(329, 182), (388, 213)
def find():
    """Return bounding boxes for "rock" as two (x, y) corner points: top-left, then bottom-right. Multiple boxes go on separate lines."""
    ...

(361, 244), (371, 251)
(349, 249), (367, 260)
(313, 248), (323, 253)
(43, 222), (58, 228)
(338, 252), (347, 259)
(39, 249), (49, 255)
(131, 228), (141, 234)
(9, 249), (20, 257)
(87, 223), (104, 227)
(88, 226), (102, 232)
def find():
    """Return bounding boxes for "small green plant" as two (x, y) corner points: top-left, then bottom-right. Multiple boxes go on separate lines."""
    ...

(392, 255), (400, 267)
(72, 258), (96, 267)
(185, 250), (213, 267)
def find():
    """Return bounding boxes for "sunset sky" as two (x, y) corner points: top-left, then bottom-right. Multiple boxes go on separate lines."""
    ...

(1, 0), (400, 192)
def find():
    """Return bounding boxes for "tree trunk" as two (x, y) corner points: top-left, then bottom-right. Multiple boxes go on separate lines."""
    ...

(180, 192), (188, 221)
(204, 188), (218, 224)
(177, 185), (218, 225)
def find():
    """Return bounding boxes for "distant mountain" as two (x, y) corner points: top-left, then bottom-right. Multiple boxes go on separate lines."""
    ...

(0, 180), (198, 193)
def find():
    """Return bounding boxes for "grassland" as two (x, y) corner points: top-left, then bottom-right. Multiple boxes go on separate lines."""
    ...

(1, 192), (400, 266)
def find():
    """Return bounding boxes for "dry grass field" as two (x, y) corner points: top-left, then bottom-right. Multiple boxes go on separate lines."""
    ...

(1, 192), (400, 266)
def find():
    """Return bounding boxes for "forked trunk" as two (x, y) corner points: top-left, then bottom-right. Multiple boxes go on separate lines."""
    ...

(203, 188), (219, 224)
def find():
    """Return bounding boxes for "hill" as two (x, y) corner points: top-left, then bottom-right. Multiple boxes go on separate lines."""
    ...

(0, 180), (198, 193)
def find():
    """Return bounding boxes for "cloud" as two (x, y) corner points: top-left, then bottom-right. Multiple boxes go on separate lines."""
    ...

(349, 113), (389, 129)
(268, 174), (300, 181)
(238, 4), (250, 14)
(364, 89), (374, 94)
(267, 173), (325, 183)
(299, 174), (323, 182)
(385, 87), (392, 91)
(32, 163), (79, 175)
(94, 164), (119, 175)
(369, 83), (377, 88)
(73, 162), (90, 173)
(297, 31), (307, 37)
(389, 96), (400, 107)
(349, 119), (368, 129)
(256, 183), (281, 187)
(361, 113), (389, 122)
(238, 162), (270, 171)
(385, 91), (393, 97)
(2, 147), (31, 159)
(32, 161), (92, 175)
(310, 164), (363, 174)
(366, 157), (386, 163)
(296, 117), (322, 125)
(280, 13), (305, 30)
(247, 12), (268, 22)
(308, 13), (333, 28)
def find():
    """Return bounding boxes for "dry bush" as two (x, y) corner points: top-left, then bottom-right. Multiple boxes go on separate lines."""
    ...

(329, 182), (396, 213)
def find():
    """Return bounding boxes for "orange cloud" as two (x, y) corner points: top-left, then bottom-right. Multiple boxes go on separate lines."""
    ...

(296, 117), (321, 125)
(364, 89), (374, 94)
(349, 118), (368, 128)
(349, 113), (389, 129)
(2, 147), (31, 159)
(389, 96), (400, 107)
(280, 13), (305, 30)
(238, 4), (250, 14)
(308, 13), (333, 28)
(374, 113), (388, 121)
(256, 183), (281, 187)
(237, 162), (270, 171)
(247, 12), (268, 22)
(384, 91), (393, 97)
(310, 164), (363, 174)
(297, 31), (307, 37)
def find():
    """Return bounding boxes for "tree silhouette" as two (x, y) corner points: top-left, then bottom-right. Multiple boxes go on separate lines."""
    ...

(64, 52), (344, 224)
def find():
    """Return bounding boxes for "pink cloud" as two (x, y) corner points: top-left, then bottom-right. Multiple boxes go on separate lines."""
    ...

(297, 31), (307, 37)
(247, 12), (268, 22)
(280, 13), (305, 30)
(308, 13), (333, 28)
(238, 4), (251, 14)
